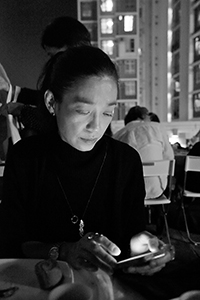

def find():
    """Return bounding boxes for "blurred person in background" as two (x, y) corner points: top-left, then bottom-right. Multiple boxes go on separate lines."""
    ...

(0, 16), (92, 142)
(149, 112), (160, 123)
(113, 106), (174, 200)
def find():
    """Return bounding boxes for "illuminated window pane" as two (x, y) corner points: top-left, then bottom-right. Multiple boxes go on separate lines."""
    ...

(101, 18), (113, 34)
(124, 15), (134, 32)
(172, 77), (180, 97)
(100, 0), (113, 12)
(125, 81), (137, 97)
(101, 40), (114, 55)
(194, 36), (200, 61)
(193, 92), (200, 117)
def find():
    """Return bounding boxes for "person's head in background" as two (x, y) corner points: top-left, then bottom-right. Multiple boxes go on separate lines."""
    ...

(124, 105), (149, 125)
(41, 16), (91, 57)
(38, 46), (118, 152)
(149, 112), (160, 123)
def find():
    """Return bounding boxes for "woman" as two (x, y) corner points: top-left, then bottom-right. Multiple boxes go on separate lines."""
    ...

(0, 46), (177, 295)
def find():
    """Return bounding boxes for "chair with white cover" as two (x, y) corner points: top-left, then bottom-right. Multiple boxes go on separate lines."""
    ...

(181, 155), (200, 246)
(143, 160), (175, 245)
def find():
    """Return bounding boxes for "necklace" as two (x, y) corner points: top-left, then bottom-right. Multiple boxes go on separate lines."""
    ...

(56, 145), (107, 237)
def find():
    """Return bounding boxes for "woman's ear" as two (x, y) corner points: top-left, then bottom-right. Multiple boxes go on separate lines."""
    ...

(44, 90), (56, 115)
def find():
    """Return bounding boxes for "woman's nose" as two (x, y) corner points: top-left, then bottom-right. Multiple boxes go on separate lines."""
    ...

(86, 114), (100, 131)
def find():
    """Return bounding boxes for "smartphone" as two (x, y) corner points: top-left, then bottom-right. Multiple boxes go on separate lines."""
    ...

(116, 246), (167, 269)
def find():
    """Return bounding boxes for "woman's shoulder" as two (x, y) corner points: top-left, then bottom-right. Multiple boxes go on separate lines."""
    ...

(9, 134), (53, 159)
(108, 136), (141, 158)
(106, 136), (143, 173)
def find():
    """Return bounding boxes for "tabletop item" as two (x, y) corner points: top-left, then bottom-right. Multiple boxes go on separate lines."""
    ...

(0, 259), (73, 300)
(35, 259), (63, 290)
(0, 258), (152, 300)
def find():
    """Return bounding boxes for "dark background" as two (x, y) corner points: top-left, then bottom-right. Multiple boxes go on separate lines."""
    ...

(0, 0), (77, 89)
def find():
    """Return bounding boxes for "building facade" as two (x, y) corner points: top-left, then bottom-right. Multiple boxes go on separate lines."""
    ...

(77, 0), (200, 143)
(77, 0), (140, 122)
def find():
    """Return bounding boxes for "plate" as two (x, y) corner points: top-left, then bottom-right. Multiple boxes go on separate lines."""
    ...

(0, 259), (73, 300)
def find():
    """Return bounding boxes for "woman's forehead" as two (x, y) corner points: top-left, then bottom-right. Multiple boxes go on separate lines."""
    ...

(62, 76), (117, 104)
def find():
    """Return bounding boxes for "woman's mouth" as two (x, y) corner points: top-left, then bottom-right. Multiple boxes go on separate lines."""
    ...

(80, 137), (98, 144)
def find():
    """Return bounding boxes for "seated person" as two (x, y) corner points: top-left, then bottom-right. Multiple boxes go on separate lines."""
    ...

(149, 112), (160, 123)
(114, 106), (174, 199)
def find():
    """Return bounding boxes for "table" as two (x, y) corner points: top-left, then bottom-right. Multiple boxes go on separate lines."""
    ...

(0, 259), (146, 300)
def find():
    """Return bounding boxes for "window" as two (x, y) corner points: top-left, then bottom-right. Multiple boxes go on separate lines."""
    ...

(124, 60), (137, 76)
(101, 40), (114, 55)
(172, 77), (180, 97)
(193, 92), (200, 117)
(117, 15), (136, 35)
(124, 15), (134, 32)
(172, 2), (180, 28)
(171, 98), (179, 120)
(172, 52), (180, 74)
(125, 38), (135, 52)
(194, 64), (200, 89)
(194, 36), (200, 61)
(130, 39), (134, 52)
(171, 28), (180, 52)
(116, 0), (137, 12)
(81, 2), (97, 20)
(101, 18), (114, 34)
(84, 23), (98, 41)
(194, 5), (200, 32)
(100, 0), (113, 12)
(125, 81), (137, 97)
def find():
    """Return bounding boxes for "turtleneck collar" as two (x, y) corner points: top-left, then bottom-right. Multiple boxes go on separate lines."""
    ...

(51, 132), (107, 167)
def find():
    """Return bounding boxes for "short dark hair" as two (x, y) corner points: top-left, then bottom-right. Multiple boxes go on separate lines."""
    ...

(41, 16), (91, 49)
(124, 106), (149, 125)
(149, 112), (160, 122)
(38, 46), (119, 102)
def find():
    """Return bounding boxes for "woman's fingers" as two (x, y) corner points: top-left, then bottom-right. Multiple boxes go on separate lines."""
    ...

(130, 231), (159, 254)
(77, 232), (120, 273)
(94, 233), (121, 256)
(77, 248), (115, 274)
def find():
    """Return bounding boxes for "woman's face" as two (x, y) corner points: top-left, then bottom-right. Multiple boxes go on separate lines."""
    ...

(55, 76), (117, 151)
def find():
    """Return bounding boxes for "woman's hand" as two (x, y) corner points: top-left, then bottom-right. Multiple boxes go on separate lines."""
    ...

(124, 231), (175, 276)
(60, 232), (121, 274)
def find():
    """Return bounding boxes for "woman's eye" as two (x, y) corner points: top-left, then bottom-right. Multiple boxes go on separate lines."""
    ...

(104, 111), (114, 117)
(76, 110), (90, 115)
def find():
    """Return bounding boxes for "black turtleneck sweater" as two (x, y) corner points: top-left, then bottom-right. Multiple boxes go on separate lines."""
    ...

(0, 133), (145, 258)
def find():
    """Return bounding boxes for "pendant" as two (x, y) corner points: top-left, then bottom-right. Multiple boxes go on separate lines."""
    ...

(71, 215), (79, 224)
(79, 219), (84, 237)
